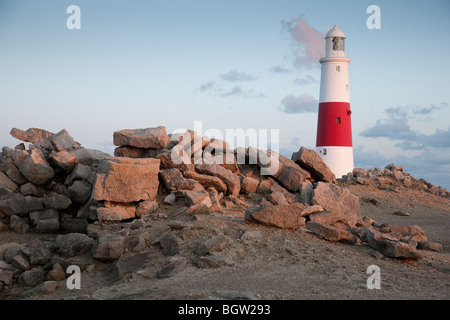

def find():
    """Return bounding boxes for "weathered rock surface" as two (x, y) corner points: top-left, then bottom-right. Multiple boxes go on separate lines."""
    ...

(195, 164), (240, 197)
(183, 170), (227, 194)
(10, 128), (54, 149)
(55, 233), (95, 257)
(0, 171), (18, 192)
(159, 168), (192, 191)
(14, 149), (54, 185)
(113, 127), (171, 149)
(97, 202), (136, 221)
(360, 227), (420, 259)
(262, 151), (311, 192)
(92, 234), (124, 261)
(93, 157), (160, 203)
(50, 129), (79, 152)
(246, 203), (306, 230)
(311, 182), (362, 228)
(292, 147), (336, 183)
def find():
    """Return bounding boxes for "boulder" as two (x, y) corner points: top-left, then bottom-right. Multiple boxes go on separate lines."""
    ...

(159, 168), (192, 191)
(113, 126), (171, 149)
(247, 203), (306, 230)
(113, 252), (152, 280)
(93, 157), (160, 203)
(194, 254), (224, 268)
(36, 218), (60, 233)
(68, 147), (109, 167)
(0, 158), (28, 185)
(0, 269), (14, 286)
(12, 255), (30, 271)
(417, 241), (443, 253)
(92, 234), (124, 261)
(9, 215), (30, 234)
(390, 225), (427, 243)
(159, 232), (180, 256)
(68, 180), (92, 204)
(18, 268), (45, 287)
(239, 176), (259, 194)
(306, 221), (357, 243)
(135, 200), (159, 217)
(292, 147), (336, 183)
(266, 191), (289, 205)
(97, 202), (136, 221)
(50, 129), (79, 151)
(10, 128), (54, 150)
(184, 190), (211, 207)
(0, 193), (43, 216)
(114, 146), (163, 158)
(257, 150), (310, 192)
(0, 171), (18, 192)
(47, 263), (66, 281)
(2, 243), (23, 263)
(311, 182), (362, 228)
(14, 149), (54, 185)
(60, 219), (89, 234)
(360, 228), (420, 259)
(29, 208), (59, 226)
(309, 210), (345, 226)
(195, 163), (240, 197)
(65, 164), (95, 186)
(42, 193), (72, 210)
(20, 183), (46, 197)
(193, 233), (226, 256)
(0, 221), (7, 232)
(56, 233), (95, 257)
(183, 170), (227, 194)
(20, 241), (52, 265)
(48, 149), (77, 173)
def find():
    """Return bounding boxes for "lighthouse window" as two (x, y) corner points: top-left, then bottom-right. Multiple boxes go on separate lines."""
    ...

(332, 37), (345, 51)
(336, 66), (341, 72)
(336, 117), (341, 124)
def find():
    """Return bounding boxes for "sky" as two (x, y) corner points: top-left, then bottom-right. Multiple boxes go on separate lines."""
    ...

(0, 0), (449, 189)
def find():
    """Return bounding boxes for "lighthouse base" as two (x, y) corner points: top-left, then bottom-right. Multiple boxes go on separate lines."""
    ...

(316, 146), (354, 179)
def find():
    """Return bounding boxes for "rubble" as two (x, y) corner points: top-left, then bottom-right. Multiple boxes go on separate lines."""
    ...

(0, 125), (447, 295)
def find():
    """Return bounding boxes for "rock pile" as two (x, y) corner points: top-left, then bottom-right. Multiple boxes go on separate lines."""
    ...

(0, 126), (444, 294)
(0, 128), (110, 235)
(341, 164), (448, 196)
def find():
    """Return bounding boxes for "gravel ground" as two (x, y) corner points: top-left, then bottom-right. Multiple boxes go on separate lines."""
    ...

(1, 184), (449, 300)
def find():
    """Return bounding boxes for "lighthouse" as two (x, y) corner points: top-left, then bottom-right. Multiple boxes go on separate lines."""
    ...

(316, 25), (354, 179)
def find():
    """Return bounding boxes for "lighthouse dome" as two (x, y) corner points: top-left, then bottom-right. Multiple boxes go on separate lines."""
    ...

(325, 25), (346, 39)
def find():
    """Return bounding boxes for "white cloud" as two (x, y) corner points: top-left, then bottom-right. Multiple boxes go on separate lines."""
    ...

(281, 15), (323, 69)
(219, 69), (258, 82)
(279, 93), (318, 113)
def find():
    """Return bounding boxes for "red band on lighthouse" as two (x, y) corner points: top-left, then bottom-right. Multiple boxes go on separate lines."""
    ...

(316, 102), (353, 147)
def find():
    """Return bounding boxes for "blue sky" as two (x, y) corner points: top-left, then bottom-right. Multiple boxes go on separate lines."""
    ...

(0, 0), (449, 188)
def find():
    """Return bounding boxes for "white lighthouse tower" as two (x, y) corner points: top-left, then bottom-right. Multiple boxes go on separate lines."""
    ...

(316, 25), (354, 179)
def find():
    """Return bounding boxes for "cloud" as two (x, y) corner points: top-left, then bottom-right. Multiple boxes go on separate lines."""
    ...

(221, 86), (265, 98)
(410, 102), (448, 115)
(294, 75), (315, 86)
(360, 104), (450, 150)
(219, 69), (258, 82)
(279, 93), (318, 114)
(281, 15), (323, 69)
(196, 80), (216, 93)
(269, 65), (291, 74)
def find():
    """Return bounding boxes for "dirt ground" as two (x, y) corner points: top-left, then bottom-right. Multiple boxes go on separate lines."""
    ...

(1, 184), (449, 300)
